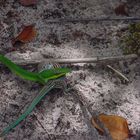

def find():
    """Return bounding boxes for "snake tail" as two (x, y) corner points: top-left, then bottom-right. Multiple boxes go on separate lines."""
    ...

(0, 82), (55, 137)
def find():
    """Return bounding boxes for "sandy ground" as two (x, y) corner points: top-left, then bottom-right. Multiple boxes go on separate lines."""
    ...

(0, 0), (140, 140)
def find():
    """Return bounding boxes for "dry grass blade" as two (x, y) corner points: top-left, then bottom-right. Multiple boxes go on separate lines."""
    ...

(45, 17), (140, 24)
(107, 65), (129, 83)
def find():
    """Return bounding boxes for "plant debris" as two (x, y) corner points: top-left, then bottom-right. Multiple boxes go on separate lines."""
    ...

(92, 114), (132, 140)
(12, 25), (37, 45)
(114, 2), (129, 16)
(20, 0), (38, 6)
(121, 23), (140, 55)
(107, 65), (129, 83)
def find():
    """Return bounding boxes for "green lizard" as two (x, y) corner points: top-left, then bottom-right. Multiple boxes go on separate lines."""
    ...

(0, 54), (70, 137)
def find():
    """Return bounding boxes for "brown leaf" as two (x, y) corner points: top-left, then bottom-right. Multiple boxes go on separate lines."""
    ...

(20, 0), (37, 6)
(91, 114), (132, 140)
(114, 3), (129, 16)
(12, 25), (37, 45)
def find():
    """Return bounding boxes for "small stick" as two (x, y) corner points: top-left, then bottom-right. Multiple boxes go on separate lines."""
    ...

(7, 54), (137, 65)
(45, 17), (140, 24)
(47, 54), (137, 64)
(107, 65), (129, 82)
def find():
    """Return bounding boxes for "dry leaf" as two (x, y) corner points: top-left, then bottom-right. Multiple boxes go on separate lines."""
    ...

(114, 3), (129, 16)
(20, 0), (37, 6)
(92, 114), (132, 140)
(12, 25), (37, 45)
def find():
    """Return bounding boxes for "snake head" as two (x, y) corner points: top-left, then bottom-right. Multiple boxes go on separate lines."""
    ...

(37, 62), (70, 86)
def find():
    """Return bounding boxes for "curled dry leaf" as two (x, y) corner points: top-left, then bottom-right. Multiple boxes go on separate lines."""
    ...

(91, 114), (132, 140)
(114, 2), (129, 16)
(20, 0), (37, 6)
(12, 25), (37, 45)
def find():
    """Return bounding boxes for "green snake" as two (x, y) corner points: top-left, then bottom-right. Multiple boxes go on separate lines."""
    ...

(0, 54), (70, 84)
(0, 54), (70, 137)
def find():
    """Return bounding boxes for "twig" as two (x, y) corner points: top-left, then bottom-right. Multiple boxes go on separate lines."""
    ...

(45, 17), (140, 24)
(10, 54), (137, 65)
(107, 65), (129, 82)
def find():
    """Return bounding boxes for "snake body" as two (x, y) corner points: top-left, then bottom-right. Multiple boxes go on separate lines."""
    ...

(0, 82), (55, 137)
(0, 58), (68, 137)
